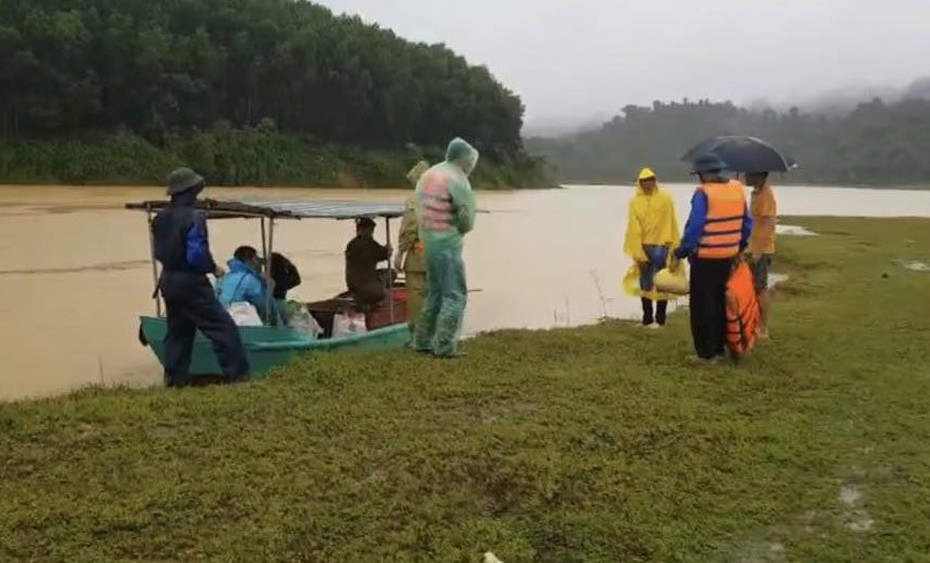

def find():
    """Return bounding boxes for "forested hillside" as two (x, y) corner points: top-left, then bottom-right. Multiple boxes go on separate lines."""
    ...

(527, 94), (930, 187)
(0, 0), (547, 187)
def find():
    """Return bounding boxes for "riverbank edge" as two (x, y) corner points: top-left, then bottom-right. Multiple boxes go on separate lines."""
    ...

(0, 214), (900, 407)
(557, 179), (930, 190)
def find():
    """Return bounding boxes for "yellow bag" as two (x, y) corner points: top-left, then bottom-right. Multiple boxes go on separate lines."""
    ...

(623, 261), (688, 300)
(654, 267), (689, 295)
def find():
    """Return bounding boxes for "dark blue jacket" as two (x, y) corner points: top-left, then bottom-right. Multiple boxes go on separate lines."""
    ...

(152, 193), (217, 274)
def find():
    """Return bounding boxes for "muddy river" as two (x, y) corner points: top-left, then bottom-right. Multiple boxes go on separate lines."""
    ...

(1, 183), (928, 400)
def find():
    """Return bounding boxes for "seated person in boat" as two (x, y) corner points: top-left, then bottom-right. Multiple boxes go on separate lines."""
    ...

(216, 245), (278, 322)
(345, 217), (392, 307)
(270, 251), (301, 306)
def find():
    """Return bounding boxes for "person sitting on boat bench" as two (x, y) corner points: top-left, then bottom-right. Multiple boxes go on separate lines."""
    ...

(216, 245), (278, 322)
(270, 252), (301, 307)
(345, 217), (392, 307)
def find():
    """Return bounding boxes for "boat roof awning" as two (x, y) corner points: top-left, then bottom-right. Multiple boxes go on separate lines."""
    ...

(125, 198), (407, 220)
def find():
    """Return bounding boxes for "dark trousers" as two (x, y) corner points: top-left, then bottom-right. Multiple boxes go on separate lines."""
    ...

(349, 280), (387, 308)
(641, 298), (668, 326)
(689, 258), (733, 359)
(161, 272), (250, 386)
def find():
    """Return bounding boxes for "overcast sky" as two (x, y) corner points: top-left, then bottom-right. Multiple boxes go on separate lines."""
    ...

(316, 0), (930, 127)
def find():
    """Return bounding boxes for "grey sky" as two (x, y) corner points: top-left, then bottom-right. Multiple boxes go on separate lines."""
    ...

(316, 0), (930, 127)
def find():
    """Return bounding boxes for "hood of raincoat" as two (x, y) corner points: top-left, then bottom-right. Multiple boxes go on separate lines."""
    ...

(406, 160), (430, 186)
(624, 169), (680, 263)
(636, 167), (659, 194)
(445, 137), (479, 176)
(226, 258), (260, 276)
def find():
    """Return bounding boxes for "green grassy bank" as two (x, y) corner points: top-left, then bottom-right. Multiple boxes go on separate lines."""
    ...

(0, 130), (551, 190)
(1, 218), (929, 561)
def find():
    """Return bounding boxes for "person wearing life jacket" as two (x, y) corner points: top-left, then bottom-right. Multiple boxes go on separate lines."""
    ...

(395, 160), (430, 337)
(746, 171), (778, 339)
(623, 167), (681, 329)
(413, 138), (478, 359)
(674, 153), (753, 363)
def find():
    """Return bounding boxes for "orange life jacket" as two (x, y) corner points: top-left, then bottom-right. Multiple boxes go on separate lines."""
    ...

(697, 180), (747, 259)
(725, 259), (761, 358)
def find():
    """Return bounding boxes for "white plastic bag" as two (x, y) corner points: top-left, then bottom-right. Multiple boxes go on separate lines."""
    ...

(226, 302), (263, 327)
(332, 311), (367, 338)
(287, 304), (323, 339)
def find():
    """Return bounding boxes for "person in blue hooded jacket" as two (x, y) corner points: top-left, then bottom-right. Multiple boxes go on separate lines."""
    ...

(216, 245), (277, 321)
(151, 168), (249, 386)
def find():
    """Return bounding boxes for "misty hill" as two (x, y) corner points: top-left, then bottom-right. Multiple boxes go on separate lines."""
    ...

(526, 95), (930, 187)
(754, 76), (930, 117)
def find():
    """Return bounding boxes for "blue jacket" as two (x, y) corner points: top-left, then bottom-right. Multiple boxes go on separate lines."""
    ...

(675, 190), (753, 259)
(216, 259), (272, 318)
(151, 194), (217, 274)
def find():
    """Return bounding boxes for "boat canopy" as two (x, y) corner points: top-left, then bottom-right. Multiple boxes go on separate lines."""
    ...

(125, 198), (406, 220)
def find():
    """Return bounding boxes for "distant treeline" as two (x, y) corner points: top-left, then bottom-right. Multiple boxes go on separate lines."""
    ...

(0, 0), (548, 188)
(526, 97), (930, 187)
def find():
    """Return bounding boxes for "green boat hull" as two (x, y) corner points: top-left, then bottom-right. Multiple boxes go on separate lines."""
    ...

(140, 316), (410, 378)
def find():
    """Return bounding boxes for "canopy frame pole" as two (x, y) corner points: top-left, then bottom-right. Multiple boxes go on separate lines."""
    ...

(384, 216), (395, 324)
(260, 217), (268, 265)
(266, 216), (277, 325)
(145, 205), (162, 317)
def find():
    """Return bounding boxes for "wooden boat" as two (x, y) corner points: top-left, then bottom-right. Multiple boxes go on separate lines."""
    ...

(127, 198), (411, 379)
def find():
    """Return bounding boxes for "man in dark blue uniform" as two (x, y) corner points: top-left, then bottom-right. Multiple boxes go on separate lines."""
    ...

(152, 168), (250, 387)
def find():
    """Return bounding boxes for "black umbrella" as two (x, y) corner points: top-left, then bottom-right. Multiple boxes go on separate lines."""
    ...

(681, 135), (793, 173)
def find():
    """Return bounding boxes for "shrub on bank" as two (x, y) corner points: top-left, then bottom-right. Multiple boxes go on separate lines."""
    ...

(0, 128), (552, 189)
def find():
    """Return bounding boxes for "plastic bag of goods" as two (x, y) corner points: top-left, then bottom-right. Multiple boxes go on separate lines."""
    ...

(285, 302), (323, 339)
(332, 311), (368, 338)
(227, 302), (263, 326)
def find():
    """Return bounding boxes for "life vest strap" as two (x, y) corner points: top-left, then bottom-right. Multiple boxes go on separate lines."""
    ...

(705, 215), (744, 224)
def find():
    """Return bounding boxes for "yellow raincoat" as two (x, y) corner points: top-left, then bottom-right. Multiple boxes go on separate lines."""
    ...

(622, 168), (685, 301)
(400, 161), (429, 333)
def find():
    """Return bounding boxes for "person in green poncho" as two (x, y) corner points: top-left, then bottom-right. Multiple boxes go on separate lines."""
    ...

(413, 138), (478, 359)
(394, 160), (430, 336)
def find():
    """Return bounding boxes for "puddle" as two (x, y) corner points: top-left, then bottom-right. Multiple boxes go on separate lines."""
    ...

(846, 512), (875, 532)
(724, 540), (787, 562)
(839, 485), (862, 506)
(777, 225), (817, 236)
(892, 260), (930, 273)
(768, 273), (789, 290)
(838, 483), (874, 533)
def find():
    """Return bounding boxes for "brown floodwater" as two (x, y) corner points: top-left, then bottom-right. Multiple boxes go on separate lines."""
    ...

(1, 183), (928, 401)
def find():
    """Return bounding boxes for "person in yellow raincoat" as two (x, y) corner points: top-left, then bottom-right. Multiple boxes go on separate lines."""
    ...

(395, 160), (430, 337)
(623, 167), (681, 328)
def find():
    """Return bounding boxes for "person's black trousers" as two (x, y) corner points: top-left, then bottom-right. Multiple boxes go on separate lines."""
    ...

(161, 272), (250, 386)
(689, 258), (732, 359)
(641, 298), (668, 326)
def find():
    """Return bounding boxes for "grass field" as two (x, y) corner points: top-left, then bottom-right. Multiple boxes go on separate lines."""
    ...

(2, 217), (929, 562)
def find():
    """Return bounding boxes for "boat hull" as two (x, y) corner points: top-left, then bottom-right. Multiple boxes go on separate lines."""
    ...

(139, 316), (410, 378)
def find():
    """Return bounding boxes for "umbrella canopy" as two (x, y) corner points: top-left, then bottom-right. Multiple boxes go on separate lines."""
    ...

(681, 135), (792, 173)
